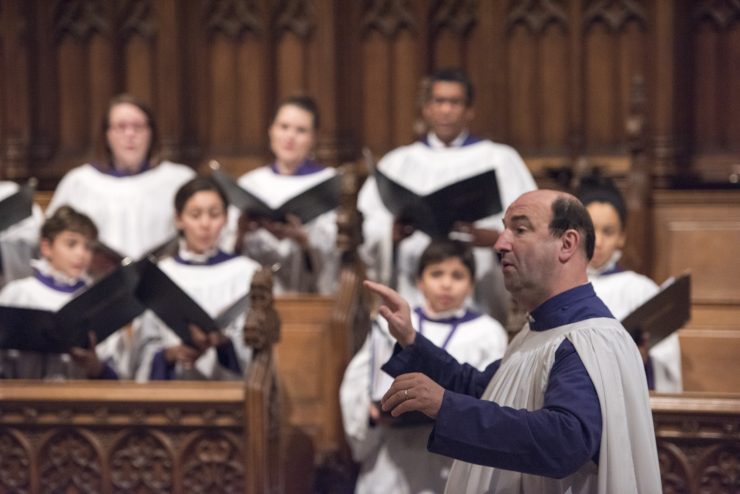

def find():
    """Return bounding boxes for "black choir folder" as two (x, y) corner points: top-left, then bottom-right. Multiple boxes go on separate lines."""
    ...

(0, 257), (250, 353)
(93, 235), (179, 268)
(210, 167), (341, 224)
(374, 168), (503, 239)
(0, 260), (144, 353)
(621, 273), (691, 349)
(134, 258), (250, 346)
(0, 181), (35, 233)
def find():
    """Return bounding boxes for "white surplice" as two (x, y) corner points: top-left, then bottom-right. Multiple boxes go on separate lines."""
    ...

(46, 162), (195, 259)
(445, 318), (662, 494)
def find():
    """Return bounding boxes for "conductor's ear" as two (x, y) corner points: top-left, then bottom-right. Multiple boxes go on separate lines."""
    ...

(558, 229), (580, 263)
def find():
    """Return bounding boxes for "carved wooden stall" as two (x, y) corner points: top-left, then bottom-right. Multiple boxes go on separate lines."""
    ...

(0, 381), (257, 494)
(270, 162), (371, 492)
(0, 268), (282, 494)
(652, 189), (740, 394)
(652, 393), (740, 493)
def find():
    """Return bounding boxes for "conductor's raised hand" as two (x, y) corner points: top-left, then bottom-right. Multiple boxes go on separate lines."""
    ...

(364, 280), (416, 347)
(381, 372), (444, 420)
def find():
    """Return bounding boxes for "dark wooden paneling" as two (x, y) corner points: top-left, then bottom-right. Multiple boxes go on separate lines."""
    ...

(0, 0), (738, 187)
(653, 190), (740, 306)
(652, 189), (740, 372)
(680, 329), (740, 393)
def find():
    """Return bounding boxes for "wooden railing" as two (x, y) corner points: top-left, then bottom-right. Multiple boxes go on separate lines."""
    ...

(652, 392), (740, 494)
(0, 380), (258, 493)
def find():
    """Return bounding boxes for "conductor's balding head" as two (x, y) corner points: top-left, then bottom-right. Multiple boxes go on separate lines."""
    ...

(494, 190), (594, 311)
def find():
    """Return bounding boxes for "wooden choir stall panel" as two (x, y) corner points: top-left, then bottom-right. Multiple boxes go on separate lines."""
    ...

(652, 393), (740, 493)
(652, 190), (740, 393)
(270, 163), (371, 492)
(0, 359), (281, 494)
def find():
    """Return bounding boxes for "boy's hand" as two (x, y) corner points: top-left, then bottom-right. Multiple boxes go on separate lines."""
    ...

(364, 280), (416, 347)
(208, 329), (230, 348)
(369, 401), (400, 427)
(164, 344), (203, 368)
(69, 331), (105, 378)
(188, 324), (210, 352)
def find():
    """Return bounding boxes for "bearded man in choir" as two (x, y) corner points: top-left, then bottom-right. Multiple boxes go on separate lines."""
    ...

(358, 68), (536, 324)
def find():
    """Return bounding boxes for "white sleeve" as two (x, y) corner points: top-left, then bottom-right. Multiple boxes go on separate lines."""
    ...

(650, 333), (683, 392)
(305, 210), (340, 294)
(339, 333), (383, 462)
(357, 176), (394, 284)
(46, 169), (80, 216)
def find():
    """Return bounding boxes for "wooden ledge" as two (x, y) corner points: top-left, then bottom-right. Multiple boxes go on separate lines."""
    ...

(0, 380), (245, 403)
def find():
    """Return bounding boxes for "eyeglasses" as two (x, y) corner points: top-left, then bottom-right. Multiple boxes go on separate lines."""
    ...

(429, 96), (467, 107)
(108, 121), (149, 134)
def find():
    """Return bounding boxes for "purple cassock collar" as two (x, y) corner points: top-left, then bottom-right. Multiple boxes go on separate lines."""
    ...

(270, 159), (324, 176)
(413, 306), (481, 350)
(527, 283), (614, 332)
(419, 133), (482, 148)
(173, 249), (235, 266)
(34, 269), (87, 293)
(94, 161), (151, 177)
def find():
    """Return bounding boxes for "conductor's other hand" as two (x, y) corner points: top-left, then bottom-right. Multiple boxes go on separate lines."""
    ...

(364, 280), (416, 347)
(381, 372), (444, 420)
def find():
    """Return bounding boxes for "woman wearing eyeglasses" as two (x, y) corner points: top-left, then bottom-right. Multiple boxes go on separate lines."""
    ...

(46, 94), (195, 261)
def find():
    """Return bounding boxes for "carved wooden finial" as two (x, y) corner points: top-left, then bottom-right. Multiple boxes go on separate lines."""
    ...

(626, 74), (647, 156)
(243, 267), (280, 351)
(336, 162), (364, 265)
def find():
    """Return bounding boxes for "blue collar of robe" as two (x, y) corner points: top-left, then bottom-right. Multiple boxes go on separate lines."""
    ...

(270, 159), (324, 176)
(94, 161), (151, 177)
(598, 263), (625, 277)
(420, 132), (482, 148)
(413, 306), (480, 325)
(528, 282), (614, 332)
(173, 249), (235, 266)
(33, 269), (87, 293)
